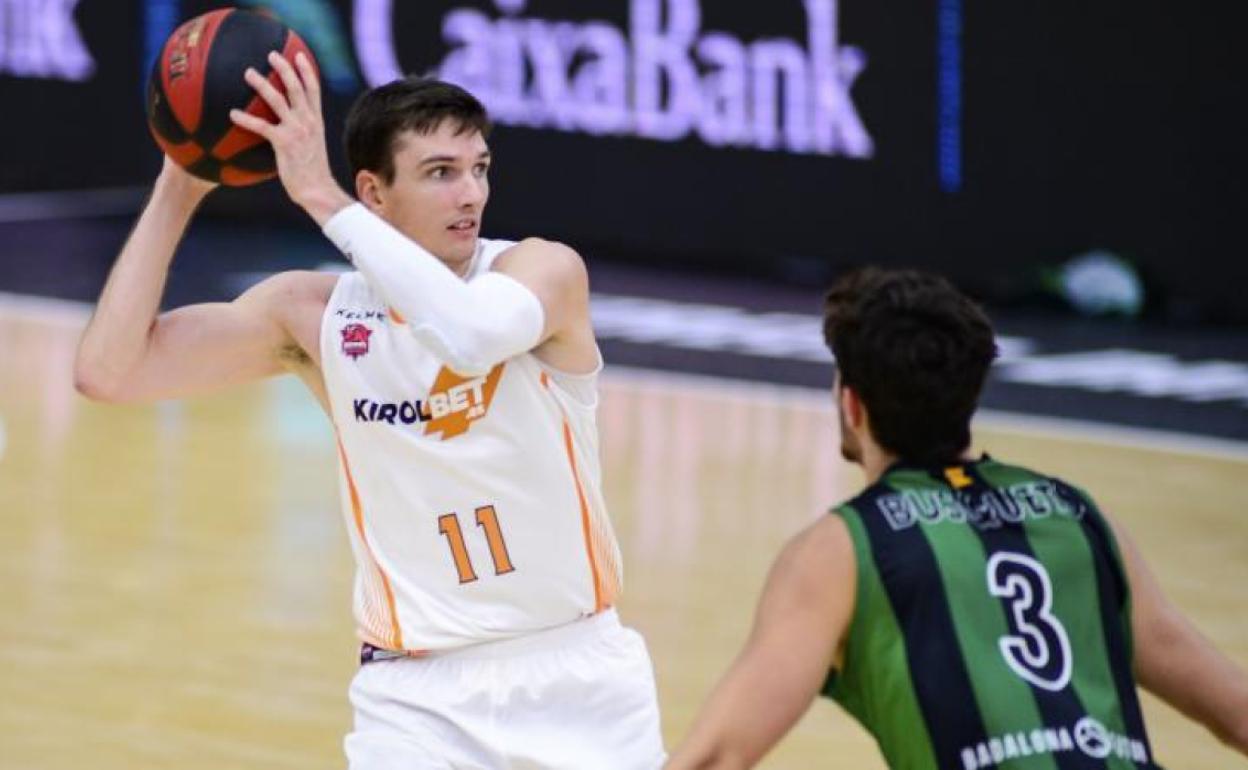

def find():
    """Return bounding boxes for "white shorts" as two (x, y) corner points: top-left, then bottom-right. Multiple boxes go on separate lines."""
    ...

(344, 610), (666, 770)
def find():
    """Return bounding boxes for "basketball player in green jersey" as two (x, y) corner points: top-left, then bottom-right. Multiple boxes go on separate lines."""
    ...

(666, 269), (1248, 769)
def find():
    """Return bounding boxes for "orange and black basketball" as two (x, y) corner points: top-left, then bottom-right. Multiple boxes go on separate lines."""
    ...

(146, 8), (318, 186)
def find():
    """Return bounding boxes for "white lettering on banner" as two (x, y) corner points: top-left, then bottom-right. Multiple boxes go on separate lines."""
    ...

(595, 298), (1248, 408)
(592, 297), (1248, 408)
(997, 350), (1248, 407)
(352, 0), (873, 157)
(589, 294), (1036, 364)
(0, 0), (94, 81)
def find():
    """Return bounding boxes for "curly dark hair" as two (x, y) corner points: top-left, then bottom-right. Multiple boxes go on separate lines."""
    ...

(823, 269), (998, 465)
(344, 77), (492, 184)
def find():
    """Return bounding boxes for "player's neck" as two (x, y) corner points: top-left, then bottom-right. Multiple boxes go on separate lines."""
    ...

(860, 441), (897, 486)
(863, 444), (980, 485)
(445, 242), (480, 279)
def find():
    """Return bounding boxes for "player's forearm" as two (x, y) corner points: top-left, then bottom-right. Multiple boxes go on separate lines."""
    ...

(1138, 609), (1248, 754)
(1222, 690), (1248, 754)
(666, 742), (748, 770)
(667, 675), (783, 770)
(668, 705), (764, 770)
(75, 174), (207, 399)
(666, 730), (750, 770)
(322, 203), (544, 374)
(1186, 653), (1248, 753)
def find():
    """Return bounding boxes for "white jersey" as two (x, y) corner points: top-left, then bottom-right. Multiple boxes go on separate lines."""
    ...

(319, 238), (622, 653)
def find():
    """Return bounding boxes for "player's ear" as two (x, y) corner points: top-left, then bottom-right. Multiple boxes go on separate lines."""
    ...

(841, 385), (866, 429)
(356, 170), (385, 212)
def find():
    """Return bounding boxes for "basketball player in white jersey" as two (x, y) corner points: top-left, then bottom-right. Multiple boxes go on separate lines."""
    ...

(74, 51), (665, 769)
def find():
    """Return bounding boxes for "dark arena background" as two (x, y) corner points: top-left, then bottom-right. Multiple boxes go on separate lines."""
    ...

(1, 2), (1245, 768)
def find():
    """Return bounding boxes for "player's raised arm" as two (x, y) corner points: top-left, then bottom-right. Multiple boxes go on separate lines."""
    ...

(490, 237), (596, 372)
(1109, 517), (1248, 754)
(322, 207), (592, 374)
(232, 52), (596, 377)
(317, 204), (552, 376)
(666, 516), (857, 770)
(74, 159), (321, 403)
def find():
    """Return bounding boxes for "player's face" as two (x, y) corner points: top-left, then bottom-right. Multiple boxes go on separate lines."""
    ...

(835, 377), (863, 464)
(374, 123), (491, 267)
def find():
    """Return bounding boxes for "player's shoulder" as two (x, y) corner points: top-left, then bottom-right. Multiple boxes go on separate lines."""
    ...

(829, 476), (896, 522)
(491, 235), (579, 263)
(258, 267), (339, 297)
(804, 513), (854, 554)
(490, 238), (589, 293)
(238, 269), (340, 319)
(247, 269), (339, 299)
(776, 513), (856, 592)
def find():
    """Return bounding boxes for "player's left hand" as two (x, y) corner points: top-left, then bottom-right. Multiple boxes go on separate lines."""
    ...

(230, 51), (350, 224)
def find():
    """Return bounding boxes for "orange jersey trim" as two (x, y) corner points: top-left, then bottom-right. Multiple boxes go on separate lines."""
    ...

(561, 419), (605, 613)
(542, 368), (612, 612)
(336, 437), (405, 650)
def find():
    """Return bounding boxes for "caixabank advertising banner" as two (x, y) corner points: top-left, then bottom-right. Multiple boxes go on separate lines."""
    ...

(2, 1), (1244, 319)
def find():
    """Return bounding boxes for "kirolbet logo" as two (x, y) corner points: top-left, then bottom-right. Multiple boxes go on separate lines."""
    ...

(353, 364), (506, 440)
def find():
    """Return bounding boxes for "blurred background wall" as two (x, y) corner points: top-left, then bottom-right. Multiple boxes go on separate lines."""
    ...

(2, 0), (1245, 323)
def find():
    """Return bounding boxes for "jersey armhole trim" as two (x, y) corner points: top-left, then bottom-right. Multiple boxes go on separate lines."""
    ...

(318, 272), (353, 375)
(536, 346), (603, 410)
(828, 504), (869, 680)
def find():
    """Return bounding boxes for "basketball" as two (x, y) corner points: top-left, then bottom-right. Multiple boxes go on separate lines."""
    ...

(145, 8), (318, 187)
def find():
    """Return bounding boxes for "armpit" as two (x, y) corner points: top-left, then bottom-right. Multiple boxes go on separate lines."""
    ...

(277, 343), (312, 367)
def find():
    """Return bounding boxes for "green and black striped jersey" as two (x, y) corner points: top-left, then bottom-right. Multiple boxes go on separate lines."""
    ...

(822, 456), (1158, 770)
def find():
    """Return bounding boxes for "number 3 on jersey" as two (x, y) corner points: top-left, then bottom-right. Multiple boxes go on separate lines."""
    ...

(439, 505), (516, 584)
(986, 552), (1073, 692)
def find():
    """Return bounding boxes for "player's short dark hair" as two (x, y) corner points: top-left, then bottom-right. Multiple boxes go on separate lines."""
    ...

(823, 268), (998, 465)
(344, 77), (492, 184)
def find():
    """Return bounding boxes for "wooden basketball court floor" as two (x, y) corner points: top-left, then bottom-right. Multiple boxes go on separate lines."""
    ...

(1, 299), (1245, 769)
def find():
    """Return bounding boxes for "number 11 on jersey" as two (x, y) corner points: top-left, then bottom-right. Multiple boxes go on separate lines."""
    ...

(438, 505), (516, 584)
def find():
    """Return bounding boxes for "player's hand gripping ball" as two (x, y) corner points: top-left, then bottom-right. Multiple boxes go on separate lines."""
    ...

(146, 8), (319, 186)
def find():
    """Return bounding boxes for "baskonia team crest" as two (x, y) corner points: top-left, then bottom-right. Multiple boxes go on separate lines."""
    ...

(340, 323), (373, 359)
